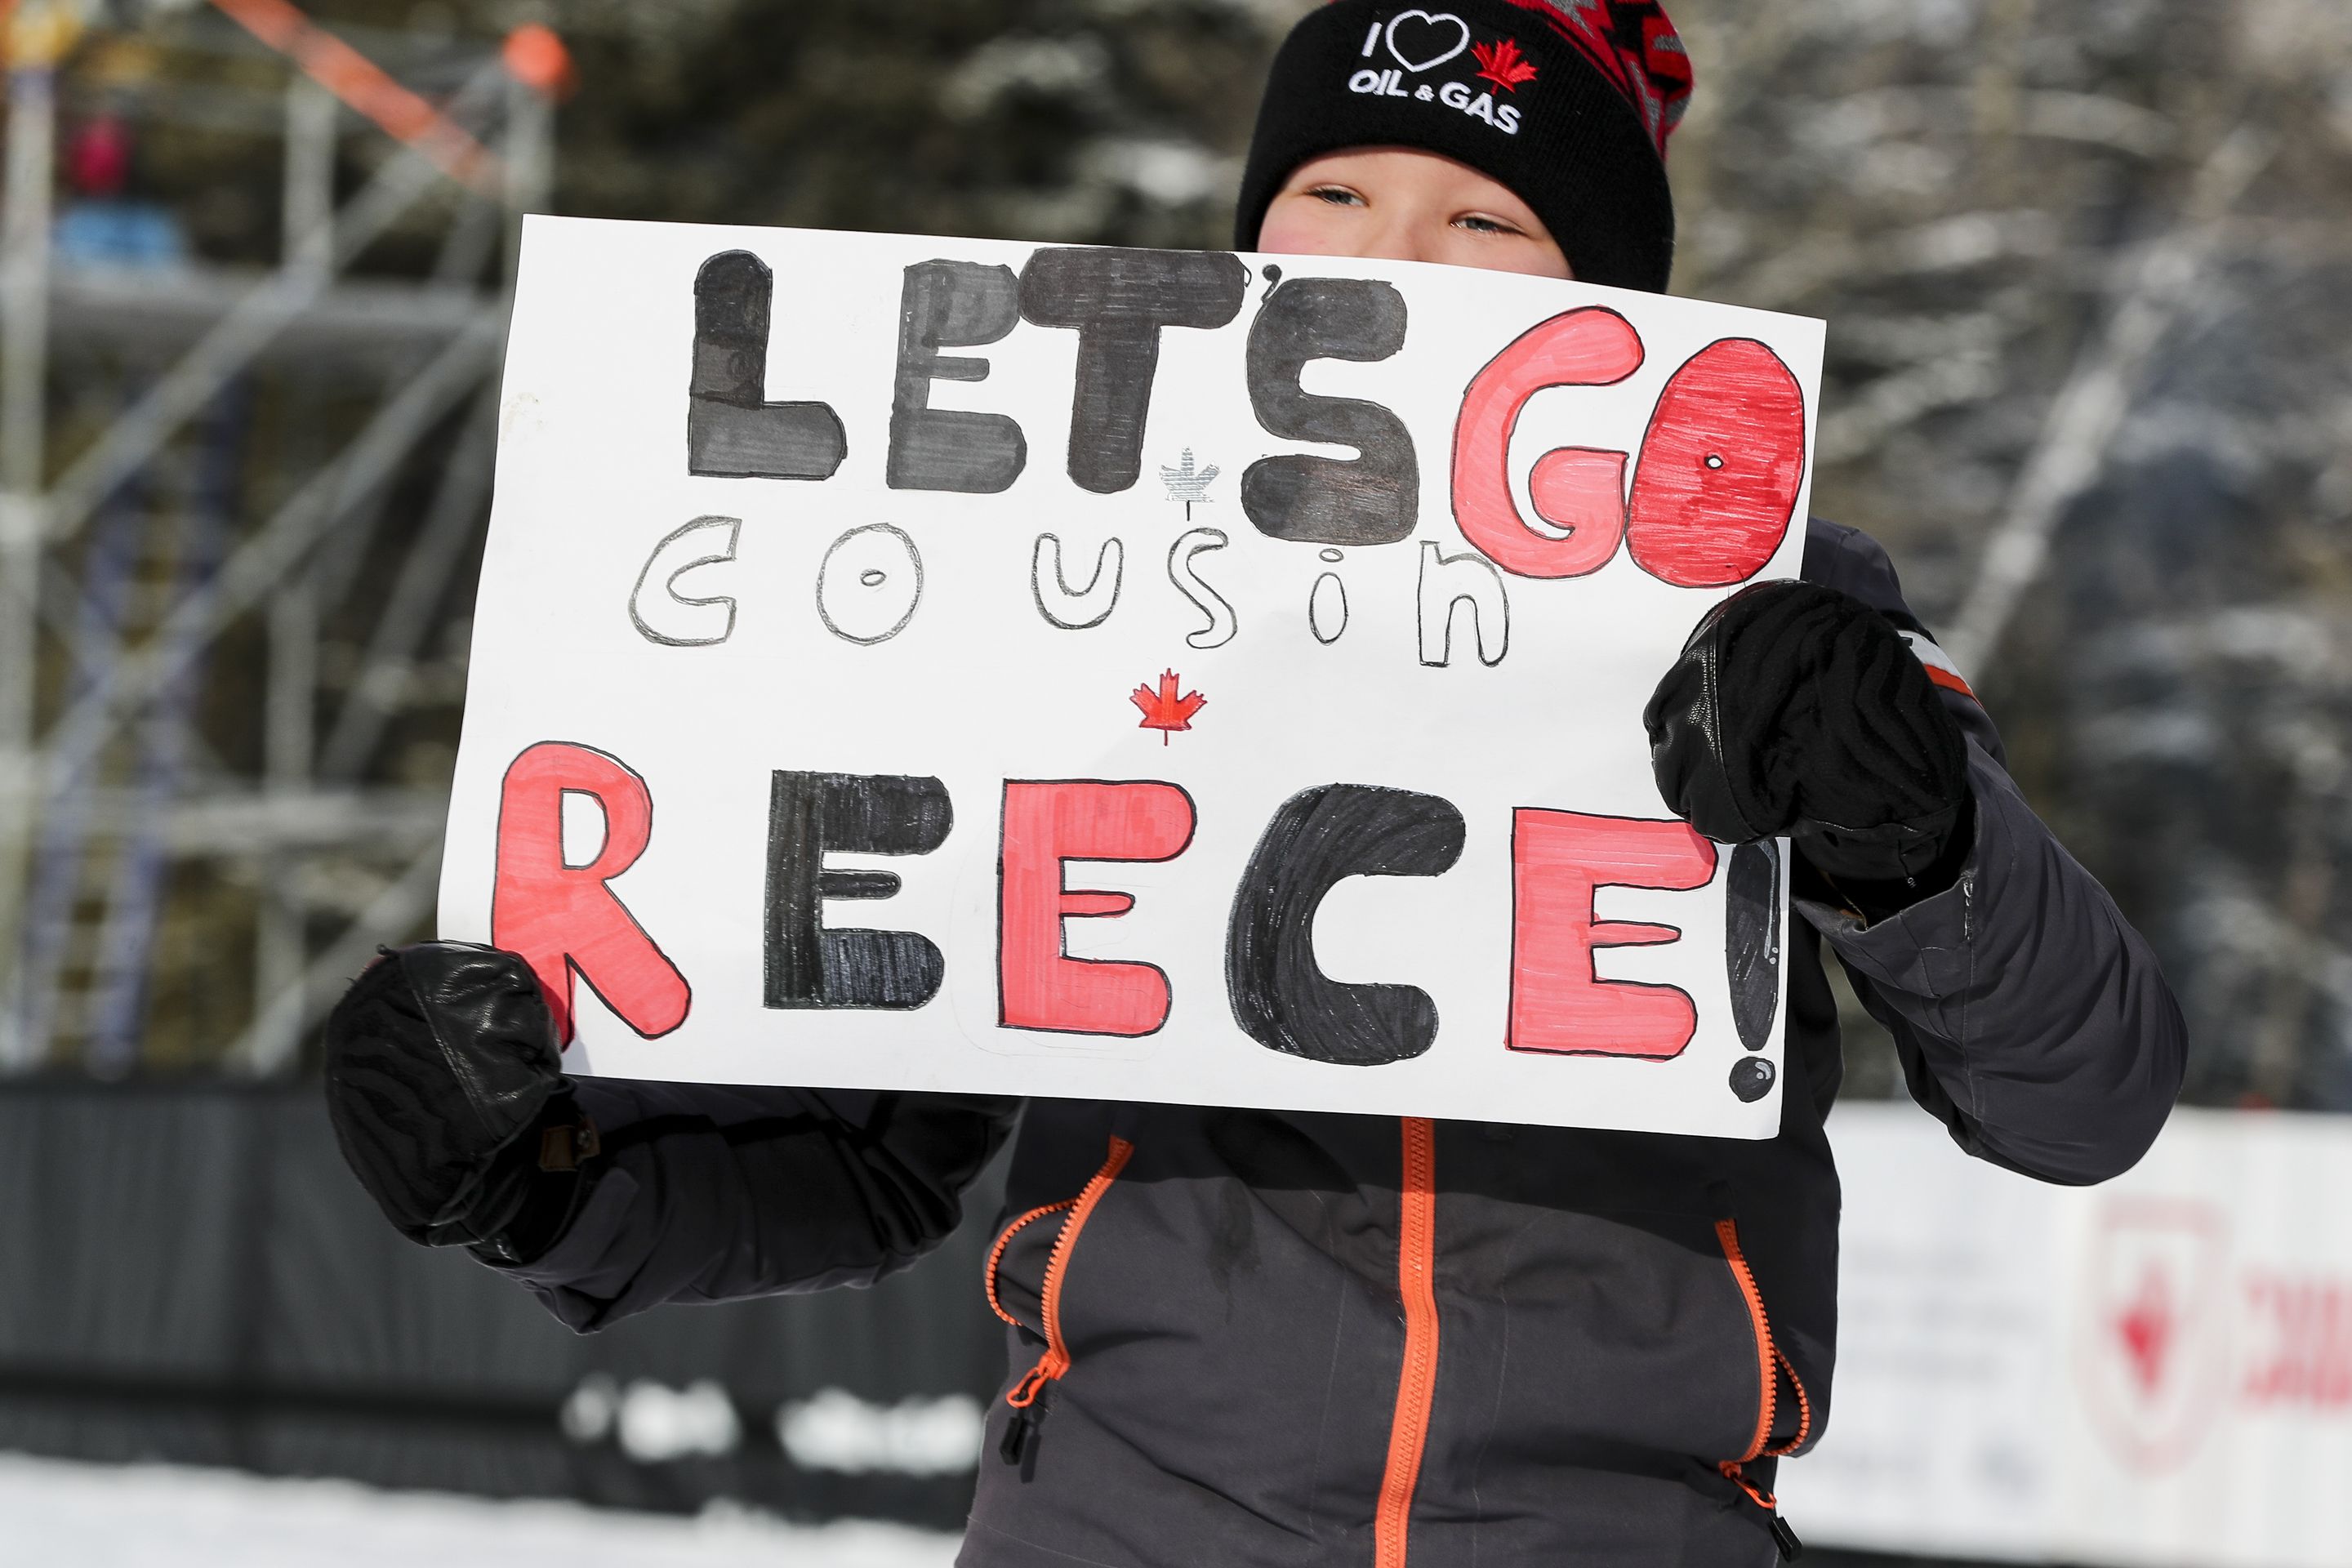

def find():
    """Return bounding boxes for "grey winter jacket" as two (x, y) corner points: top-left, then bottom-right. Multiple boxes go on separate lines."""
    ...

(493, 518), (2185, 1567)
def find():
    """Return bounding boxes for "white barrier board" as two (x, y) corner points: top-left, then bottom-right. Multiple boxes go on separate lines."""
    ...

(1782, 1104), (2352, 1566)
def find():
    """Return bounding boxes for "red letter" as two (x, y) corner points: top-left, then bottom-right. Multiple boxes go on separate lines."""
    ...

(1626, 338), (1806, 586)
(492, 742), (691, 1045)
(999, 780), (1194, 1036)
(1508, 809), (1717, 1058)
(1450, 308), (1644, 578)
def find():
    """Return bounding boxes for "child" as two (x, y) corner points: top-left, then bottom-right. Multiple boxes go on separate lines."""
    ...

(322, 3), (2185, 1563)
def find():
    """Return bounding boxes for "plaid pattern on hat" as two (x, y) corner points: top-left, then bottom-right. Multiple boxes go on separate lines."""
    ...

(1504, 0), (1692, 158)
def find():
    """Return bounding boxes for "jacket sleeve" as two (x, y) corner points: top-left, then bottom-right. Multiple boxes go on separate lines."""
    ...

(1797, 519), (2186, 1184)
(486, 1080), (1020, 1332)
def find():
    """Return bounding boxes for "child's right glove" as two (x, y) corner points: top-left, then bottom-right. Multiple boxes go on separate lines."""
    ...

(1643, 579), (1974, 919)
(322, 942), (596, 1263)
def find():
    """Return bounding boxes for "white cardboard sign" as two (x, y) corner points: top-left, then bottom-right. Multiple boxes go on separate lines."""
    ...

(439, 216), (1824, 1137)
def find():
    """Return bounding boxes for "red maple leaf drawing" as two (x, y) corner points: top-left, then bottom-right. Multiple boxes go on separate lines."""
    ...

(1130, 669), (1206, 744)
(1472, 37), (1539, 92)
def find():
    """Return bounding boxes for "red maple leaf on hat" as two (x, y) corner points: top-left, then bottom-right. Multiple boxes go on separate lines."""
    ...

(1472, 37), (1539, 92)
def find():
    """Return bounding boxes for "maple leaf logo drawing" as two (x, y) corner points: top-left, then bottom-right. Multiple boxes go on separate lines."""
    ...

(1472, 37), (1539, 92)
(1160, 448), (1220, 520)
(1131, 670), (1206, 744)
(2112, 1262), (2176, 1396)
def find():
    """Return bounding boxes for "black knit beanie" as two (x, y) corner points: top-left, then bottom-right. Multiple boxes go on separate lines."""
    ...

(1235, 0), (1692, 292)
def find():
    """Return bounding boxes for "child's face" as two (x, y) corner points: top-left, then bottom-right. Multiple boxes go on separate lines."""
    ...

(1257, 148), (1572, 279)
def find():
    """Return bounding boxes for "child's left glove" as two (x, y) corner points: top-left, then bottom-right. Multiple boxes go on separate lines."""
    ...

(1643, 580), (1974, 917)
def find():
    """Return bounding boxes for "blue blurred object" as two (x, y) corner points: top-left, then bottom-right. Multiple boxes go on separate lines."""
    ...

(53, 199), (189, 269)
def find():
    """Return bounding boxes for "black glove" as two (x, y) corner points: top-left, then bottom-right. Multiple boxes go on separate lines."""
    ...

(1644, 580), (1973, 914)
(323, 942), (597, 1263)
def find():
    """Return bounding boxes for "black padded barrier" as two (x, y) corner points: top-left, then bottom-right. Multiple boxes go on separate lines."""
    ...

(0, 1080), (1007, 1527)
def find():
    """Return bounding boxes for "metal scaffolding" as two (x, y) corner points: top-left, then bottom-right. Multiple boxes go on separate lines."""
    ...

(0, 7), (557, 1076)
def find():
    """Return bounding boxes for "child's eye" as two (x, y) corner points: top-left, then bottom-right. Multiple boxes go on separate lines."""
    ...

(1454, 213), (1524, 236)
(1307, 185), (1366, 207)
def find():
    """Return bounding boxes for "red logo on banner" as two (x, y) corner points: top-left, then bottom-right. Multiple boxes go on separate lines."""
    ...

(2076, 1197), (2230, 1472)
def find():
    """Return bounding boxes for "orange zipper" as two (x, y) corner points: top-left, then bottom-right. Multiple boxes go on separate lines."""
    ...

(1374, 1116), (1440, 1568)
(1713, 1216), (1815, 1460)
(999, 1135), (1134, 1464)
(1715, 1215), (1808, 1560)
(984, 1200), (1077, 1330)
(1715, 1216), (1779, 1463)
(1765, 1345), (1813, 1457)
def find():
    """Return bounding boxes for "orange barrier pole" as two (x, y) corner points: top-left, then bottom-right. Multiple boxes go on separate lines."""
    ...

(207, 0), (503, 193)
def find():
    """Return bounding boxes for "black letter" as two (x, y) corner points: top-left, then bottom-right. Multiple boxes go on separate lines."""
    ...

(1226, 784), (1464, 1066)
(1243, 278), (1416, 546)
(688, 251), (848, 480)
(1018, 248), (1250, 494)
(888, 260), (1027, 492)
(765, 772), (951, 1009)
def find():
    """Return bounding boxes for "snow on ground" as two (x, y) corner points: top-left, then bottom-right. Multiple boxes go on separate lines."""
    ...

(0, 1452), (963, 1568)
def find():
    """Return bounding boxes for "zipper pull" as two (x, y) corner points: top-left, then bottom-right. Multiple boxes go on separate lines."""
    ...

(999, 1366), (1052, 1465)
(998, 1401), (1044, 1464)
(1720, 1461), (1801, 1561)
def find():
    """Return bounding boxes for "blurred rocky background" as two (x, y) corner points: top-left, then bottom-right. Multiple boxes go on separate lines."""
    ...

(1663, 0), (2352, 1113)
